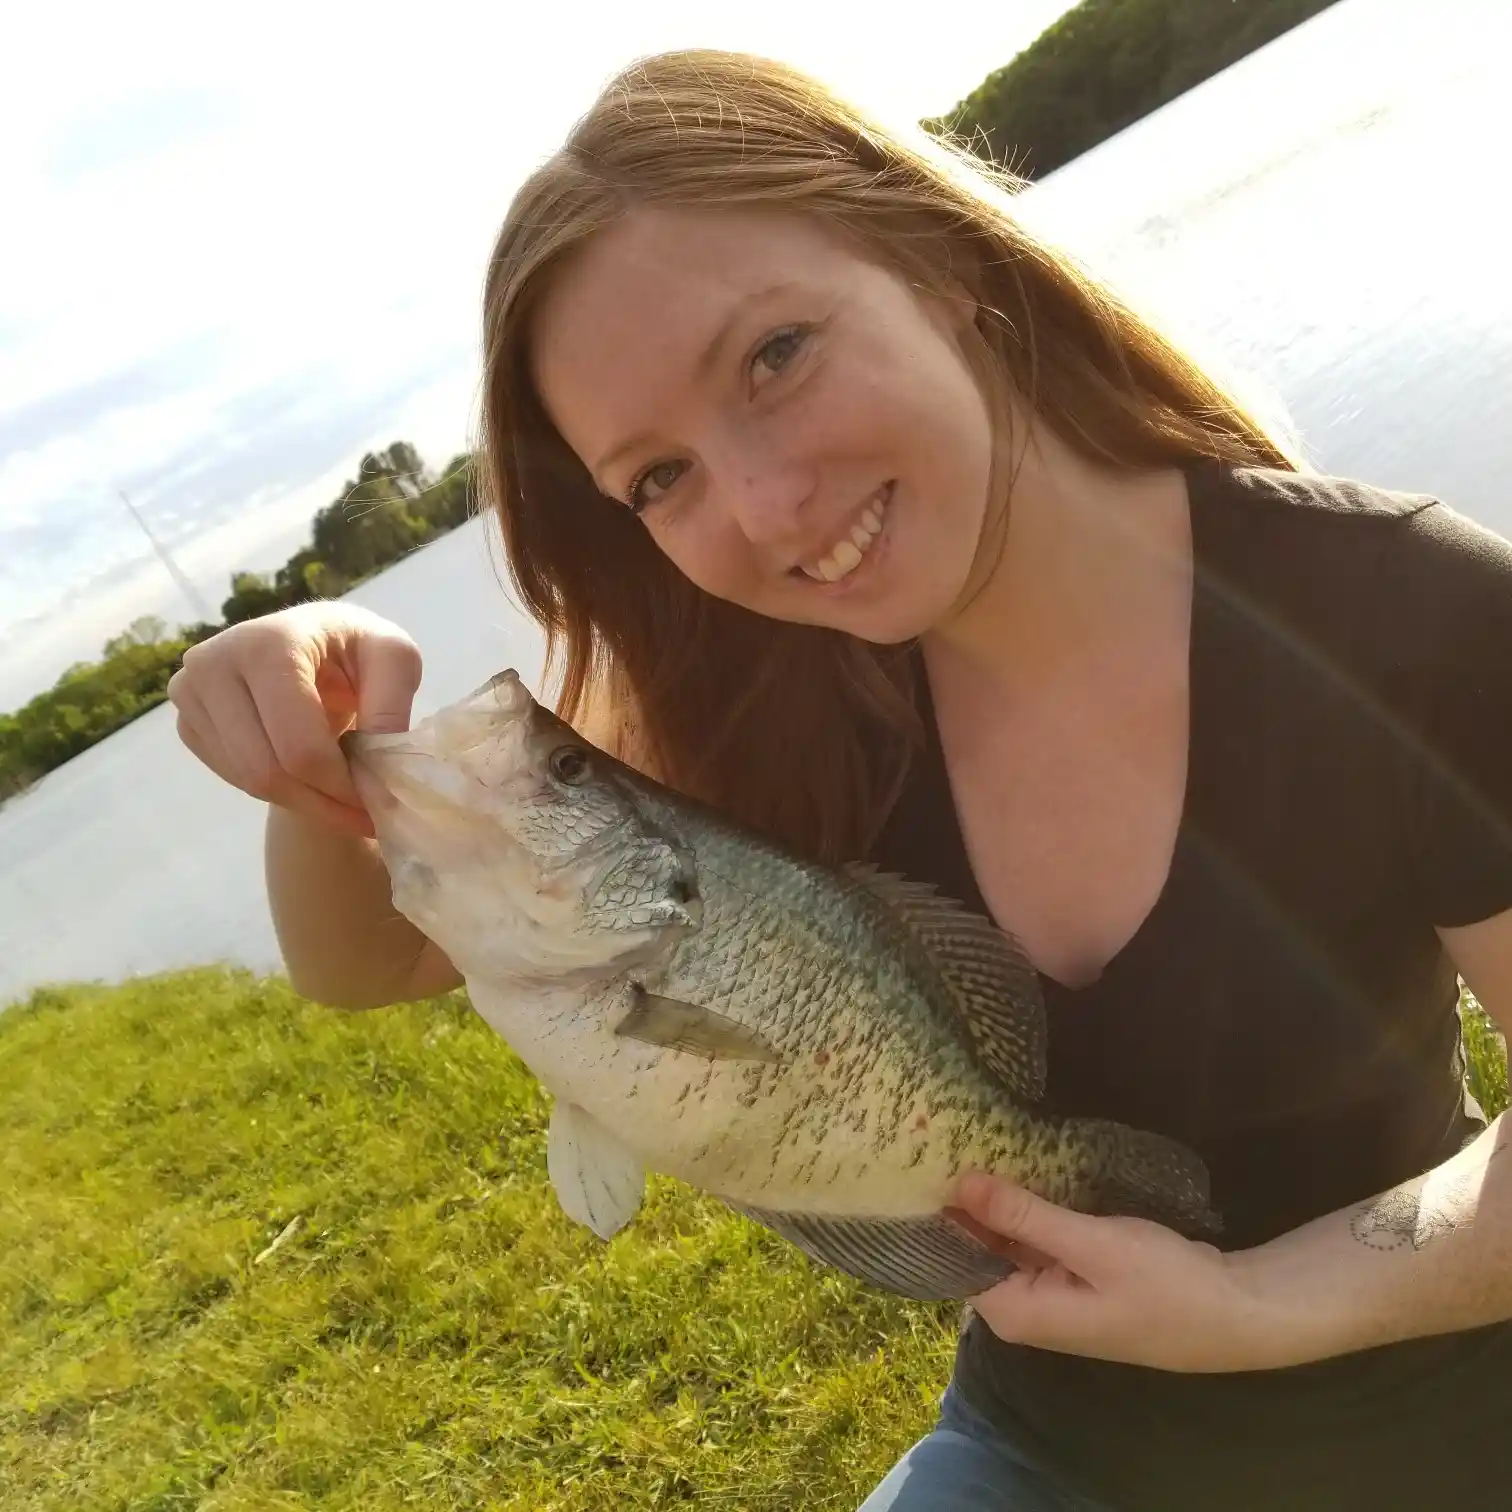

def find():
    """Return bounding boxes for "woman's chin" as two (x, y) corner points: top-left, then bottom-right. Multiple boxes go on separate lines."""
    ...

(826, 591), (961, 646)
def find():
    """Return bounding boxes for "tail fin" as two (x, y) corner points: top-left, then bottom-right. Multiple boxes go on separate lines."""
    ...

(1075, 1120), (1223, 1239)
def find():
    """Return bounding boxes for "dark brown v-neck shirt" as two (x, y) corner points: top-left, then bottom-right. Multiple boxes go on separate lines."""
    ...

(871, 459), (1512, 1511)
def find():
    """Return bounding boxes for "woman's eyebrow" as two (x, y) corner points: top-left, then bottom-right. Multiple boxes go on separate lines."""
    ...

(593, 281), (803, 480)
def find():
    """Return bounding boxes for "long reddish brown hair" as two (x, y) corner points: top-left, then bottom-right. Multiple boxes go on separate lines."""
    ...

(478, 48), (1299, 862)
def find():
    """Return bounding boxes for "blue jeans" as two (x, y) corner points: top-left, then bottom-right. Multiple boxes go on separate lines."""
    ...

(858, 1384), (1117, 1512)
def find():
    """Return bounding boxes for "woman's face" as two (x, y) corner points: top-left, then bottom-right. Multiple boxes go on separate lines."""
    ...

(530, 204), (997, 645)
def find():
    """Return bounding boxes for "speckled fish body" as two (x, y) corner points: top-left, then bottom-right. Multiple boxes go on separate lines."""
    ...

(343, 671), (1220, 1300)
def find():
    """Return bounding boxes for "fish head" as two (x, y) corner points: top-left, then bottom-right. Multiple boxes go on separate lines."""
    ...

(340, 670), (700, 983)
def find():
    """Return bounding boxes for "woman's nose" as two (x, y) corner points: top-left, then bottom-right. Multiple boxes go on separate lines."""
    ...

(718, 459), (816, 549)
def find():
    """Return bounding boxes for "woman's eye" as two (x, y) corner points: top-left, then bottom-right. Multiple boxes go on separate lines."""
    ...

(627, 458), (686, 513)
(621, 325), (810, 513)
(752, 325), (809, 383)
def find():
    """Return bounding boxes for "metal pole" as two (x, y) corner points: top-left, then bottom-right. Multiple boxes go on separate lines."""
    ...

(118, 491), (214, 623)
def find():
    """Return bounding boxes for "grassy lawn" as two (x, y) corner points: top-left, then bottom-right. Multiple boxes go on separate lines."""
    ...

(3, 970), (1506, 1510)
(0, 971), (959, 1511)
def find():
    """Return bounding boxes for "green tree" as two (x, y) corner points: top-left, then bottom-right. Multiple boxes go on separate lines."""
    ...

(379, 441), (430, 498)
(926, 0), (1341, 181)
(102, 616), (170, 659)
(2, 442), (476, 781)
(301, 557), (351, 599)
(221, 572), (294, 626)
(413, 453), (477, 535)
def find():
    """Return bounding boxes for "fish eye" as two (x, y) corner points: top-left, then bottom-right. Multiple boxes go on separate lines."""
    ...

(549, 744), (592, 785)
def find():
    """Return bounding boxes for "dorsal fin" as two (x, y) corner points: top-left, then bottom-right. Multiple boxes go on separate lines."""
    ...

(844, 864), (1047, 1104)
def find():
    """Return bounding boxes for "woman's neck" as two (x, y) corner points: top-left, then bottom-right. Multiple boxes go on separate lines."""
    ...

(923, 421), (1192, 703)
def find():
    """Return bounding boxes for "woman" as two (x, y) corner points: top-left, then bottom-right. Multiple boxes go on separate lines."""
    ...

(167, 50), (1512, 1511)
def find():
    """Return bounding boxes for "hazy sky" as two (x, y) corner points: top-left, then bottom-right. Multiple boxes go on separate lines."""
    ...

(0, 0), (1076, 710)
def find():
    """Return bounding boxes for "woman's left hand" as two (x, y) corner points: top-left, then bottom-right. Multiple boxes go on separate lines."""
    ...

(947, 1171), (1306, 1374)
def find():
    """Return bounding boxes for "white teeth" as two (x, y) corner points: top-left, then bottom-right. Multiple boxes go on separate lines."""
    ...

(804, 485), (891, 584)
(828, 541), (863, 577)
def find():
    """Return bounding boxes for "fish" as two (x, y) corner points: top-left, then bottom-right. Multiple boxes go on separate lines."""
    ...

(340, 670), (1221, 1301)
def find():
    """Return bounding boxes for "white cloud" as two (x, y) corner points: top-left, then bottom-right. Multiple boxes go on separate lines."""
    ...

(0, 0), (1075, 708)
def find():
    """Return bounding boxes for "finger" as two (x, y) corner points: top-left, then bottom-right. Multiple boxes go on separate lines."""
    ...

(202, 677), (373, 836)
(952, 1172), (1114, 1276)
(177, 702), (269, 806)
(353, 636), (422, 733)
(250, 662), (365, 809)
(185, 699), (368, 835)
(175, 705), (231, 778)
(942, 1205), (1060, 1272)
(301, 792), (376, 838)
(966, 1262), (1101, 1353)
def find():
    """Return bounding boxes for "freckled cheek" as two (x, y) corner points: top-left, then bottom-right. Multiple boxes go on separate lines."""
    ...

(805, 363), (906, 454)
(648, 518), (764, 602)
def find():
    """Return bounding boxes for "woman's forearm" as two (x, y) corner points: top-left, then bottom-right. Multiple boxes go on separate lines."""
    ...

(264, 804), (462, 1009)
(1245, 1113), (1512, 1363)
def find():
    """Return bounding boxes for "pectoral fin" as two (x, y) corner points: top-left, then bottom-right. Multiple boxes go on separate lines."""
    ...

(546, 1100), (646, 1240)
(614, 985), (781, 1063)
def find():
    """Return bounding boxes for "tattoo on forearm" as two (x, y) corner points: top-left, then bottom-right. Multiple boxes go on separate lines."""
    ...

(1350, 1138), (1507, 1252)
(1351, 1176), (1473, 1252)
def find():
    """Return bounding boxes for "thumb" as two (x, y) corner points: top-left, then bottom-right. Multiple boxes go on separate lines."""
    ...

(354, 635), (423, 734)
(951, 1171), (1113, 1276)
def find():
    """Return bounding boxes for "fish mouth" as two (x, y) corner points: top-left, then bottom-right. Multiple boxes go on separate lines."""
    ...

(340, 747), (441, 838)
(340, 732), (428, 763)
(341, 668), (534, 765)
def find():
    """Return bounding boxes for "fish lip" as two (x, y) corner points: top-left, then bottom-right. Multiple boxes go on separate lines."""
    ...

(339, 728), (425, 759)
(469, 668), (529, 709)
(338, 667), (533, 763)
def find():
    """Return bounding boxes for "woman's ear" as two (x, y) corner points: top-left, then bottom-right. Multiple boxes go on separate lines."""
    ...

(934, 243), (985, 336)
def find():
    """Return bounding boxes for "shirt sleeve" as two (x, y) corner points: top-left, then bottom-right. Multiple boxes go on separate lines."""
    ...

(1403, 500), (1512, 928)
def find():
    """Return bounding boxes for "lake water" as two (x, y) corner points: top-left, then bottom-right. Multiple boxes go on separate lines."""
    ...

(0, 520), (547, 1005)
(3, 0), (1510, 1007)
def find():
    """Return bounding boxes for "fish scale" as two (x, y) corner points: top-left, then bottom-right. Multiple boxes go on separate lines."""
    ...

(344, 669), (1224, 1301)
(585, 822), (1077, 1213)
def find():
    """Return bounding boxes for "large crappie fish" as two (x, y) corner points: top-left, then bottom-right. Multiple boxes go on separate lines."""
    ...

(342, 670), (1220, 1300)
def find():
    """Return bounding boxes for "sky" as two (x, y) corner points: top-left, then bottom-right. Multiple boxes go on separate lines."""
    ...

(0, 0), (1078, 711)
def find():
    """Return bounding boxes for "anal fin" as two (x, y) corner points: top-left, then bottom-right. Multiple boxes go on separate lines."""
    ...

(729, 1203), (1016, 1301)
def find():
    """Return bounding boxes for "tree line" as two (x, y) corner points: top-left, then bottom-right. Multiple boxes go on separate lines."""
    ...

(925, 0), (1341, 181)
(0, 444), (475, 799)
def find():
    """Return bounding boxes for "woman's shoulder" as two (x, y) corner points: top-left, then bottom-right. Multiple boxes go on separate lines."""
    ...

(1188, 458), (1512, 757)
(1192, 458), (1512, 923)
(1194, 456), (1441, 530)
(1192, 456), (1512, 620)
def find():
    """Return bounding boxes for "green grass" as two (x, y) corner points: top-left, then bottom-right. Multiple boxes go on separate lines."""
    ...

(0, 971), (959, 1511)
(2, 972), (1506, 1511)
(1461, 989), (1508, 1122)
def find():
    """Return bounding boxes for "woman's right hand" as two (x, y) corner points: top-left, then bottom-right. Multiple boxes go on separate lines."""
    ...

(166, 603), (423, 838)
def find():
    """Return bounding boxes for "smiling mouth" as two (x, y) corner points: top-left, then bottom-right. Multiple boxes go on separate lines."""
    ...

(793, 482), (894, 585)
